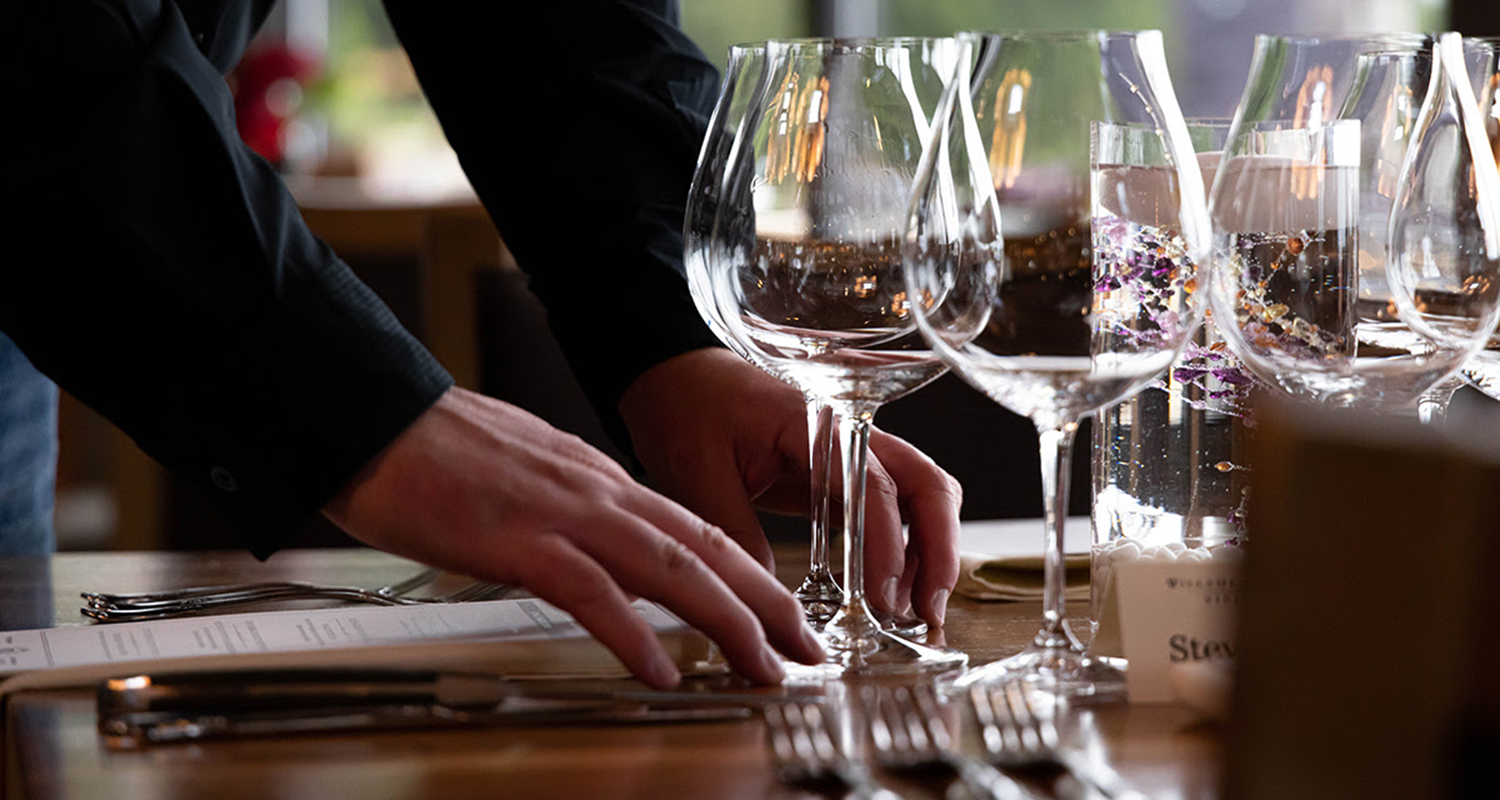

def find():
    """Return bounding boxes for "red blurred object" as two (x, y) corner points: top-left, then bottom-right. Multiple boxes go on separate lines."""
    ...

(231, 44), (321, 166)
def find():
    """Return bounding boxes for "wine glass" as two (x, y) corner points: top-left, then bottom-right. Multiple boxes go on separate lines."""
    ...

(1397, 36), (1500, 410)
(684, 42), (844, 628)
(685, 40), (931, 637)
(1386, 33), (1500, 408)
(1205, 30), (1500, 412)
(1459, 37), (1500, 400)
(907, 30), (1208, 699)
(1336, 41), (1500, 420)
(1229, 32), (1430, 134)
(704, 37), (968, 675)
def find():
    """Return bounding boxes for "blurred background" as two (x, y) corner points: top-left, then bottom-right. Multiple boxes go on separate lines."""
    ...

(52, 0), (1494, 552)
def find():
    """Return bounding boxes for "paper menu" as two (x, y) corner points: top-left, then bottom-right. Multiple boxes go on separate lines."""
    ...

(0, 598), (711, 694)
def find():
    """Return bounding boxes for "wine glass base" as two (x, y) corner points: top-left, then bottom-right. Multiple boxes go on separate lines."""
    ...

(786, 626), (967, 680)
(795, 574), (843, 629)
(797, 575), (929, 637)
(951, 645), (1127, 702)
(872, 608), (928, 637)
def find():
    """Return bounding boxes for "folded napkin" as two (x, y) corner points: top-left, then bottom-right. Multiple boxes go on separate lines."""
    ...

(956, 517), (1092, 602)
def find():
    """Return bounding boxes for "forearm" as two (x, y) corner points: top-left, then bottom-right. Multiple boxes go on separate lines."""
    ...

(383, 0), (724, 453)
(6, 1), (452, 555)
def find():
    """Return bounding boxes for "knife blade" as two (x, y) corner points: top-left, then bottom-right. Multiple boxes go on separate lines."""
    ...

(98, 668), (822, 718)
(101, 701), (754, 746)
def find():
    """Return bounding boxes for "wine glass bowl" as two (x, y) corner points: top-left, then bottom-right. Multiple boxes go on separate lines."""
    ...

(1386, 34), (1500, 405)
(1205, 119), (1402, 406)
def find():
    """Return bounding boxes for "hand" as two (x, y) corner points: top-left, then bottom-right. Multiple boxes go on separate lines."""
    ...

(617, 348), (964, 626)
(322, 386), (826, 689)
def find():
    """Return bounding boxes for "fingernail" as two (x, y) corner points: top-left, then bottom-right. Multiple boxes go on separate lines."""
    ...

(648, 655), (681, 689)
(930, 589), (950, 626)
(759, 644), (787, 683)
(881, 577), (899, 612)
(800, 623), (827, 660)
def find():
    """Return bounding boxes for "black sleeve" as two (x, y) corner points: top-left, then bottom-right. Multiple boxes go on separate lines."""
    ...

(5, 1), (453, 558)
(380, 0), (725, 454)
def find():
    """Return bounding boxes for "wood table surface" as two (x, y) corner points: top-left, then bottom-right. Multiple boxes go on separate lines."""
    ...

(1, 547), (1226, 800)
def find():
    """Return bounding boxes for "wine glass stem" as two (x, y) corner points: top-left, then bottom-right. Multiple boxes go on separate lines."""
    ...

(1038, 419), (1080, 644)
(806, 399), (836, 583)
(830, 408), (879, 633)
(1417, 376), (1460, 425)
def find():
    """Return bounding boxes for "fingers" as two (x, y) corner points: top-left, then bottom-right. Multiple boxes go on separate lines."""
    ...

(511, 533), (687, 688)
(585, 488), (826, 670)
(869, 428), (963, 626)
(857, 453), (907, 615)
(648, 442), (777, 571)
(329, 387), (824, 691)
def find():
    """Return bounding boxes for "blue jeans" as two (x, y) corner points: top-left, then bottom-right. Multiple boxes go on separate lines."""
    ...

(0, 331), (57, 555)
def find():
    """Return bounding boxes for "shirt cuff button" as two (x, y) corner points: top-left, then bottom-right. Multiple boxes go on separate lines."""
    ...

(209, 466), (238, 493)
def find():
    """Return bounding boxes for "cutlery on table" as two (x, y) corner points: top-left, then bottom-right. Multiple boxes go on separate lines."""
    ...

(81, 572), (516, 622)
(861, 684), (1043, 800)
(83, 568), (441, 607)
(98, 668), (825, 716)
(972, 683), (1149, 800)
(764, 700), (903, 800)
(96, 668), (820, 746)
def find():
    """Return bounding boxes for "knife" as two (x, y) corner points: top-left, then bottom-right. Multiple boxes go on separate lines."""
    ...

(98, 668), (823, 717)
(101, 702), (755, 746)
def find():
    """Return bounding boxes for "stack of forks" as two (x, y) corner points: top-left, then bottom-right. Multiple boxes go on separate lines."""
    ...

(762, 681), (1147, 800)
(81, 569), (517, 622)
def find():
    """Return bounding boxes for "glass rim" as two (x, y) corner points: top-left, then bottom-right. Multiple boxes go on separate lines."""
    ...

(1251, 31), (1429, 47)
(728, 35), (956, 52)
(959, 28), (1161, 42)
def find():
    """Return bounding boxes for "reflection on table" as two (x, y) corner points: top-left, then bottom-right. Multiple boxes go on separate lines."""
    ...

(0, 544), (1225, 800)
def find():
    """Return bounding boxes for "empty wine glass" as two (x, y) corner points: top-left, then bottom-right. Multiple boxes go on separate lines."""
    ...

(1387, 33), (1500, 408)
(704, 37), (968, 675)
(1398, 36), (1500, 411)
(1335, 41), (1500, 421)
(685, 40), (931, 637)
(1229, 32), (1430, 136)
(908, 30), (1208, 699)
(684, 42), (844, 627)
(1459, 37), (1500, 400)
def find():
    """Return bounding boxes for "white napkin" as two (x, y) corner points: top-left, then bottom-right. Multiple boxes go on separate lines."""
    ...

(956, 517), (1091, 602)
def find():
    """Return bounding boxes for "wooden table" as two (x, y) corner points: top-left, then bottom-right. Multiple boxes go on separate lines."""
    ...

(1, 547), (1226, 800)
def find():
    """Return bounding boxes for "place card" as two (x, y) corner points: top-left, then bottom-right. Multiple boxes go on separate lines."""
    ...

(1109, 560), (1241, 703)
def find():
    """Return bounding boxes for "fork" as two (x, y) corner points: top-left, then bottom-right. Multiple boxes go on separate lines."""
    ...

(764, 701), (903, 800)
(81, 577), (516, 622)
(83, 569), (441, 608)
(972, 683), (1149, 800)
(860, 684), (1041, 800)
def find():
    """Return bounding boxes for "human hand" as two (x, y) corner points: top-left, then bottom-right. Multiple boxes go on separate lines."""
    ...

(322, 386), (826, 689)
(617, 348), (963, 626)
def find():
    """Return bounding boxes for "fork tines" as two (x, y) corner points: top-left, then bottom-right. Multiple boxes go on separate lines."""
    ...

(970, 682), (1059, 764)
(764, 700), (903, 799)
(764, 702), (838, 782)
(860, 684), (951, 770)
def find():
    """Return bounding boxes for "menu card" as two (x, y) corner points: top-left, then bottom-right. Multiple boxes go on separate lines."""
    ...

(0, 598), (712, 697)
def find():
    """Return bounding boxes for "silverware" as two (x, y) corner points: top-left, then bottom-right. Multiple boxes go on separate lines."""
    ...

(81, 577), (515, 622)
(972, 683), (1149, 800)
(98, 668), (825, 717)
(82, 569), (440, 607)
(764, 700), (903, 800)
(95, 668), (795, 746)
(101, 701), (752, 746)
(860, 684), (1041, 800)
